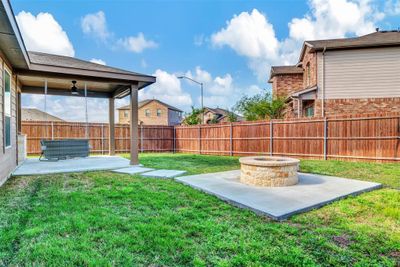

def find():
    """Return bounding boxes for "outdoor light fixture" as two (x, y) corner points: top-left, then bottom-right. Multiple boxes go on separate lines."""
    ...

(71, 80), (79, 95)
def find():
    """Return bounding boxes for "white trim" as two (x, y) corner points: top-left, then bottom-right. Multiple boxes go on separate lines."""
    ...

(3, 68), (12, 149)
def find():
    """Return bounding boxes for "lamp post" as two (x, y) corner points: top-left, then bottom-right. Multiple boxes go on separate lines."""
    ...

(177, 75), (204, 123)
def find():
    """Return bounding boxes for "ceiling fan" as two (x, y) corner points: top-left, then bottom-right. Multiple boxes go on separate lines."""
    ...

(71, 80), (79, 95)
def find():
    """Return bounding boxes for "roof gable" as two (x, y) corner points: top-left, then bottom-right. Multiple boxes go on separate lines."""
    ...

(298, 31), (400, 62)
(118, 99), (183, 112)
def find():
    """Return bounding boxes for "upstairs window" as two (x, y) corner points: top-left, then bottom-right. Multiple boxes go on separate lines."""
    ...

(306, 62), (311, 86)
(124, 111), (129, 118)
(4, 70), (11, 147)
(145, 109), (150, 117)
(157, 109), (162, 117)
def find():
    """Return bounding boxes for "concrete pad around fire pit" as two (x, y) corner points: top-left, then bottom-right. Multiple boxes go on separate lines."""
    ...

(176, 170), (381, 220)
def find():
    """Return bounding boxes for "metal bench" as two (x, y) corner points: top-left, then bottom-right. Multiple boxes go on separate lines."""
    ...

(40, 139), (90, 161)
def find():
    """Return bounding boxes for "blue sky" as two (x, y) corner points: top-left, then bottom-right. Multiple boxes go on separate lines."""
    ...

(14, 0), (400, 122)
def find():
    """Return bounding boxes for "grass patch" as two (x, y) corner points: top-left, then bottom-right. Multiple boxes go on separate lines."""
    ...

(0, 153), (398, 265)
(300, 160), (400, 189)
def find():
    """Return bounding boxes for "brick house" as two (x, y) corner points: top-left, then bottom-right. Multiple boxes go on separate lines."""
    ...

(118, 99), (183, 126)
(268, 30), (400, 118)
(202, 107), (243, 124)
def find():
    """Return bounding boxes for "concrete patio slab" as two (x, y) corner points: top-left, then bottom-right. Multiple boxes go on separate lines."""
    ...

(176, 170), (381, 220)
(142, 169), (187, 178)
(13, 156), (131, 176)
(112, 166), (154, 175)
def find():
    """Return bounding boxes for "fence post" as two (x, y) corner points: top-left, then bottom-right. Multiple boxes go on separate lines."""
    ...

(173, 126), (176, 153)
(102, 124), (105, 155)
(230, 123), (233, 156)
(51, 122), (54, 140)
(198, 125), (201, 155)
(140, 124), (144, 153)
(269, 120), (273, 156)
(323, 117), (328, 160)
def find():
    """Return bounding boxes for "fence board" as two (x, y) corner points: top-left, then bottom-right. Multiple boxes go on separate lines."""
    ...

(21, 112), (400, 162)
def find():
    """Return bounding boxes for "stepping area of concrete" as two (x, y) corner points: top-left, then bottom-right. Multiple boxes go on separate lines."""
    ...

(142, 169), (187, 178)
(176, 170), (381, 220)
(13, 156), (131, 176)
(112, 166), (154, 174)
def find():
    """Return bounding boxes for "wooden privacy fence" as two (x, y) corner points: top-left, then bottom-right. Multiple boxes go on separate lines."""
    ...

(22, 113), (400, 162)
(21, 121), (173, 154)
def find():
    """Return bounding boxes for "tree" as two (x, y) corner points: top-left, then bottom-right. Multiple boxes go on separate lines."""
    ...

(234, 90), (286, 121)
(226, 109), (238, 122)
(182, 107), (203, 125)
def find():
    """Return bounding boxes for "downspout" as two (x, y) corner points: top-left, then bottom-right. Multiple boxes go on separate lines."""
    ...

(322, 46), (326, 117)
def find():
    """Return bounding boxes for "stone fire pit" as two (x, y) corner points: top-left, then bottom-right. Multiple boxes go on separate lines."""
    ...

(239, 156), (300, 187)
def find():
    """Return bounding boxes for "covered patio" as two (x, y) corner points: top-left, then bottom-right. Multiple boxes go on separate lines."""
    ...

(15, 51), (155, 166)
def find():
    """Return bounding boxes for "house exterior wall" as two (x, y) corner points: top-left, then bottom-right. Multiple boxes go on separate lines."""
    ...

(0, 54), (18, 185)
(271, 74), (303, 98)
(118, 101), (182, 125)
(168, 109), (182, 125)
(118, 108), (130, 124)
(317, 47), (400, 99)
(203, 111), (216, 124)
(302, 46), (318, 88)
(323, 98), (400, 116)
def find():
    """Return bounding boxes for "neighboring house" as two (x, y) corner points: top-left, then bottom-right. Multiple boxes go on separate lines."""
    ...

(0, 0), (155, 185)
(203, 107), (242, 124)
(118, 99), (183, 126)
(268, 30), (400, 118)
(22, 108), (64, 122)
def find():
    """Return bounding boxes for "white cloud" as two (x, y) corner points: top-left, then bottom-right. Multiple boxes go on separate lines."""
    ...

(385, 0), (400, 15)
(183, 66), (261, 110)
(288, 0), (382, 41)
(212, 9), (278, 60)
(118, 33), (158, 53)
(90, 58), (106, 65)
(15, 11), (75, 57)
(22, 94), (109, 123)
(139, 69), (193, 110)
(185, 66), (212, 84)
(211, 1), (384, 81)
(81, 11), (110, 41)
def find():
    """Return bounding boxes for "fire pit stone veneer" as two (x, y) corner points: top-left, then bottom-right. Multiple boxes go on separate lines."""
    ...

(239, 156), (300, 187)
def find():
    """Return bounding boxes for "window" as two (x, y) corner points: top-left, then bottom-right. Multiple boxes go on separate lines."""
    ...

(4, 70), (11, 147)
(157, 109), (162, 117)
(145, 109), (150, 117)
(124, 111), (129, 118)
(305, 105), (314, 117)
(306, 63), (311, 86)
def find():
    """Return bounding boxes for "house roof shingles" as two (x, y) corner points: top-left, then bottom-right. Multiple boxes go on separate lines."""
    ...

(269, 66), (303, 80)
(28, 51), (151, 77)
(117, 99), (183, 112)
(305, 31), (400, 51)
(22, 108), (64, 122)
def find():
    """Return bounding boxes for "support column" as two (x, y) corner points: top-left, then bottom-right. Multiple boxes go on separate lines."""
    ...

(109, 97), (115, 155)
(17, 92), (22, 134)
(130, 83), (139, 165)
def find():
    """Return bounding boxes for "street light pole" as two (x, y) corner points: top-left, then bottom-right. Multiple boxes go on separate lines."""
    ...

(178, 75), (204, 123)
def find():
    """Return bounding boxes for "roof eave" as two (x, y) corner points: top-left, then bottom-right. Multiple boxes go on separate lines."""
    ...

(298, 41), (314, 63)
(17, 63), (156, 85)
(0, 0), (30, 69)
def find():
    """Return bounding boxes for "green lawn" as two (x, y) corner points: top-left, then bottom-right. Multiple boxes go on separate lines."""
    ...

(0, 153), (399, 266)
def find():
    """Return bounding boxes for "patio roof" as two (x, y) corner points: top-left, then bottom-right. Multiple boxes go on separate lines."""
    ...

(1, 1), (155, 99)
(16, 51), (156, 99)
